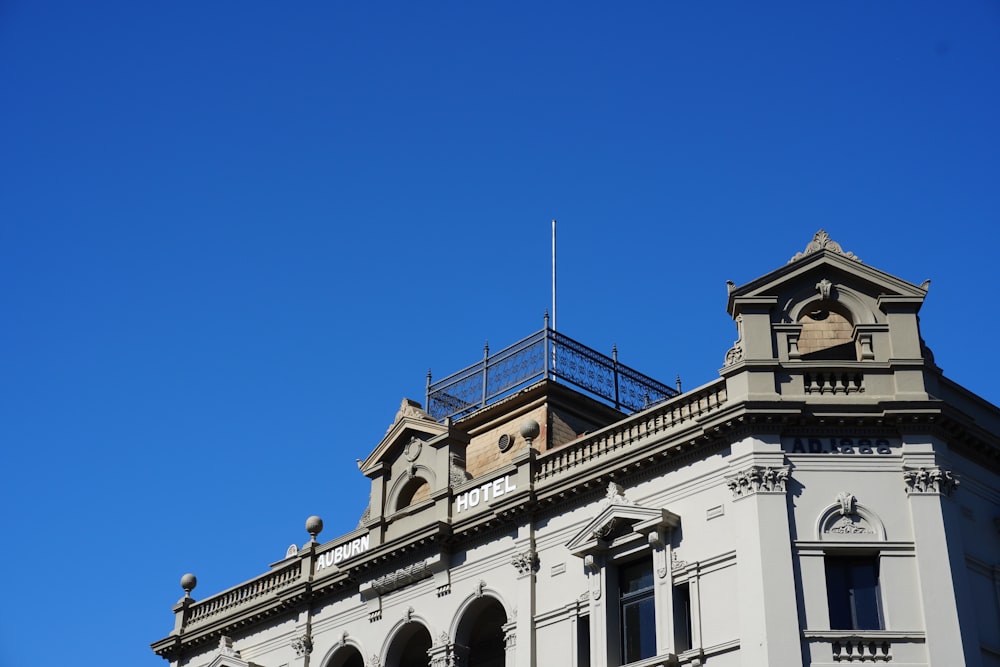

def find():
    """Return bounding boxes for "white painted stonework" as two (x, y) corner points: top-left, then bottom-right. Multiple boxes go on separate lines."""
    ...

(153, 232), (1000, 667)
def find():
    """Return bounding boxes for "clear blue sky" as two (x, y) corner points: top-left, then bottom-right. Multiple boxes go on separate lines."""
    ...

(1, 2), (998, 666)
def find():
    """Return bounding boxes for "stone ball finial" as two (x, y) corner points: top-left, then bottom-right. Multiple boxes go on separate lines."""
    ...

(519, 418), (540, 443)
(180, 573), (197, 596)
(305, 515), (324, 541)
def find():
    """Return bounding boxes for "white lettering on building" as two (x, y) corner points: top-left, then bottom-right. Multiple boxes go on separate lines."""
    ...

(454, 475), (517, 514)
(315, 534), (370, 571)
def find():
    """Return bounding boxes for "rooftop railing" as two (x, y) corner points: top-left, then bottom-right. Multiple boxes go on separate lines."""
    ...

(426, 318), (679, 422)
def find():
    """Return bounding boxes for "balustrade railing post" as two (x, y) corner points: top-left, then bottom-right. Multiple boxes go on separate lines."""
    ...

(612, 344), (620, 410)
(543, 315), (550, 380)
(481, 342), (489, 410)
(425, 369), (432, 416)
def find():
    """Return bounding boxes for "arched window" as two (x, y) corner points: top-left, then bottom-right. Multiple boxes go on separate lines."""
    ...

(385, 621), (433, 667)
(395, 477), (431, 511)
(325, 645), (364, 667)
(455, 596), (507, 667)
(798, 305), (856, 360)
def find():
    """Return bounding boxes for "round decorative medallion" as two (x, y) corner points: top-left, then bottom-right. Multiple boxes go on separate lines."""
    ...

(404, 437), (422, 462)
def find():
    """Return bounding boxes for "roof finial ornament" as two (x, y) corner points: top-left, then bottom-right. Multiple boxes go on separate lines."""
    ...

(789, 230), (862, 264)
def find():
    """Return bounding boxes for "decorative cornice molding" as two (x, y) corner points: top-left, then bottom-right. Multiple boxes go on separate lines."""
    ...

(903, 467), (959, 496)
(726, 465), (790, 498)
(789, 229), (862, 264)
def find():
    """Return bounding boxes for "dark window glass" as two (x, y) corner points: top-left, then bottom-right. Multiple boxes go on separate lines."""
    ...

(673, 583), (692, 653)
(620, 559), (656, 662)
(825, 556), (883, 630)
(577, 615), (590, 667)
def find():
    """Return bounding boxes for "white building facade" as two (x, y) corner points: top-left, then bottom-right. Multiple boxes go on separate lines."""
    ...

(152, 232), (1000, 667)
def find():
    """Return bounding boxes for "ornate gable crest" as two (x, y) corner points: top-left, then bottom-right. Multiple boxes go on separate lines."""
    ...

(789, 230), (862, 264)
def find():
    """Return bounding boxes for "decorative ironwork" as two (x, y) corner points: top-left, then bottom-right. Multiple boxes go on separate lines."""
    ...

(426, 325), (677, 422)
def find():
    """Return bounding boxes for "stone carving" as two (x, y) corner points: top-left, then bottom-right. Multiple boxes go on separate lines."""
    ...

(816, 278), (833, 301)
(474, 579), (487, 598)
(601, 482), (634, 507)
(339, 631), (349, 648)
(903, 467), (959, 496)
(836, 491), (857, 516)
(367, 654), (382, 667)
(726, 465), (790, 498)
(404, 436), (422, 462)
(449, 452), (472, 487)
(511, 549), (539, 576)
(285, 543), (299, 559)
(292, 635), (313, 657)
(219, 636), (240, 657)
(825, 516), (875, 535)
(504, 628), (517, 650)
(724, 314), (744, 367)
(393, 397), (432, 425)
(789, 229), (862, 263)
(357, 501), (371, 529)
(592, 518), (618, 540)
(671, 551), (688, 570)
(404, 606), (415, 623)
(436, 632), (450, 647)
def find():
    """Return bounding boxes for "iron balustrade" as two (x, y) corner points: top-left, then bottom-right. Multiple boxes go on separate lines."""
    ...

(426, 325), (678, 422)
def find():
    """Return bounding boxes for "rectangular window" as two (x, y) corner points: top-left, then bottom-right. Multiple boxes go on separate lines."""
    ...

(673, 582), (692, 653)
(577, 614), (591, 667)
(825, 556), (883, 630)
(620, 559), (656, 663)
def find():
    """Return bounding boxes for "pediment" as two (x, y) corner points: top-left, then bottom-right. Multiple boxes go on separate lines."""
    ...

(727, 231), (928, 318)
(208, 655), (263, 667)
(359, 398), (448, 475)
(566, 485), (679, 556)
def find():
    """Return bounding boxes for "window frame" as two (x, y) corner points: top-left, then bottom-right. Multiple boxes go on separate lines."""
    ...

(824, 554), (884, 631)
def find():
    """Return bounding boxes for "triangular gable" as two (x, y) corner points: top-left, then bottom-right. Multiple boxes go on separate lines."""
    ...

(359, 398), (448, 474)
(206, 637), (264, 667)
(727, 230), (928, 317)
(566, 483), (679, 556)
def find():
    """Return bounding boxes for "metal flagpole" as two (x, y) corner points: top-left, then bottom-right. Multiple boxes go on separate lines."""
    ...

(551, 219), (557, 332)
(551, 219), (557, 377)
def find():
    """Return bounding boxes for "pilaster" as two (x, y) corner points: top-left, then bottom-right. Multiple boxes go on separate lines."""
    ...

(511, 524), (537, 667)
(901, 437), (980, 666)
(727, 435), (802, 667)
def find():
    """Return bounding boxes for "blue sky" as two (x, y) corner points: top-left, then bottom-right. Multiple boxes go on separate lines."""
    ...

(1, 2), (998, 666)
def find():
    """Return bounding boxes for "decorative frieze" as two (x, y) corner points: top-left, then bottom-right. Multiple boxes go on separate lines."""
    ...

(903, 467), (959, 496)
(726, 465), (789, 499)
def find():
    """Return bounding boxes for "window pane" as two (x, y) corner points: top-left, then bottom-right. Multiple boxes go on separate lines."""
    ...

(620, 560), (654, 595)
(622, 596), (656, 662)
(849, 561), (880, 630)
(826, 556), (882, 631)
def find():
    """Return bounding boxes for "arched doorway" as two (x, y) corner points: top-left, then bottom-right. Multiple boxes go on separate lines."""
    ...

(455, 597), (507, 667)
(385, 621), (433, 667)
